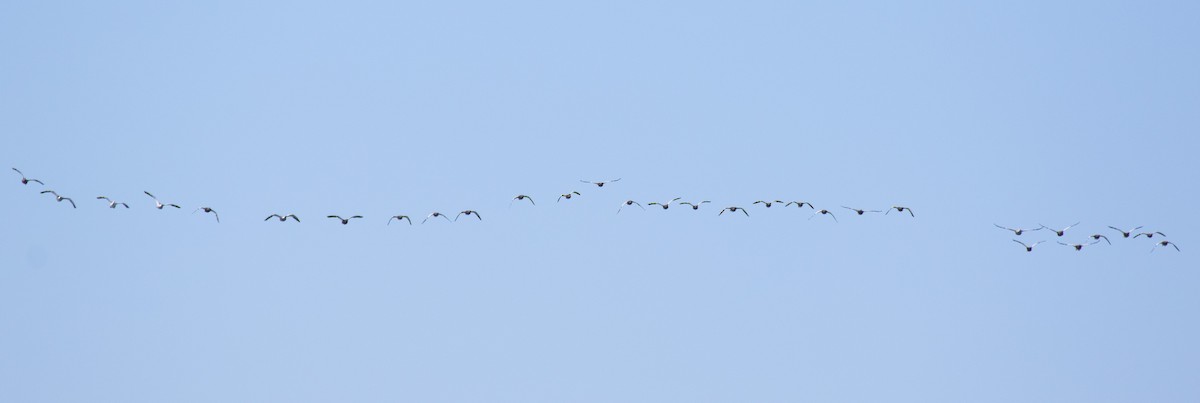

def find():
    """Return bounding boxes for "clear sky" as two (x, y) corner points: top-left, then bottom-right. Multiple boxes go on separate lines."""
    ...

(1, 1), (1197, 401)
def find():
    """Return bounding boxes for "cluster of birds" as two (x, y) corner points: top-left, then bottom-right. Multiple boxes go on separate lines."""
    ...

(15, 170), (921, 227)
(995, 223), (1181, 253)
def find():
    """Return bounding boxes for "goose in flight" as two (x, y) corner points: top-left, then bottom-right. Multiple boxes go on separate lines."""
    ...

(144, 191), (181, 209)
(12, 168), (43, 185)
(265, 214), (300, 222)
(1107, 226), (1143, 238)
(193, 207), (220, 222)
(647, 197), (682, 210)
(843, 206), (884, 216)
(40, 190), (75, 208)
(1088, 234), (1112, 245)
(327, 215), (363, 225)
(995, 224), (1041, 236)
(1152, 240), (1181, 252)
(784, 201), (815, 209)
(719, 206), (749, 216)
(885, 206), (915, 217)
(680, 201), (711, 210)
(455, 210), (482, 221)
(1040, 222), (1079, 237)
(1134, 231), (1166, 239)
(557, 191), (581, 202)
(510, 194), (535, 206)
(753, 200), (784, 208)
(1059, 240), (1100, 251)
(617, 200), (644, 214)
(96, 196), (130, 209)
(809, 209), (838, 222)
(388, 215), (412, 225)
(580, 178), (620, 187)
(1013, 239), (1045, 252)
(423, 211), (452, 224)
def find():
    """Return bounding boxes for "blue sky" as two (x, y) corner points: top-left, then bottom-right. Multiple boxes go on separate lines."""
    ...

(1, 1), (1197, 401)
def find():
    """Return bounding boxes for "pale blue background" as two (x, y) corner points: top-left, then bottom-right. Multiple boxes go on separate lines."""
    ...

(1, 1), (1196, 402)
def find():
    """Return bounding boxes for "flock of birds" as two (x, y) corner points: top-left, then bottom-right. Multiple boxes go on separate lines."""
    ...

(14, 169), (921, 226)
(13, 167), (1184, 254)
(995, 223), (1180, 253)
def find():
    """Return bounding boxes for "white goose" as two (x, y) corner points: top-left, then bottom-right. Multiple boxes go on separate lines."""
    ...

(1152, 240), (1180, 252)
(1040, 222), (1079, 237)
(96, 196), (130, 209)
(885, 206), (915, 217)
(510, 194), (536, 206)
(753, 200), (783, 208)
(680, 201), (711, 210)
(1088, 234), (1112, 245)
(784, 201), (815, 209)
(144, 191), (181, 209)
(193, 207), (220, 222)
(1058, 240), (1100, 251)
(580, 178), (620, 187)
(40, 190), (75, 208)
(327, 215), (363, 225)
(809, 209), (838, 222)
(423, 212), (452, 224)
(455, 210), (482, 221)
(617, 200), (644, 214)
(719, 206), (749, 216)
(1107, 226), (1143, 238)
(647, 197), (682, 210)
(844, 206), (884, 216)
(1134, 231), (1166, 239)
(557, 191), (581, 202)
(12, 168), (43, 185)
(1013, 239), (1045, 252)
(995, 224), (1042, 236)
(388, 215), (412, 225)
(265, 214), (300, 222)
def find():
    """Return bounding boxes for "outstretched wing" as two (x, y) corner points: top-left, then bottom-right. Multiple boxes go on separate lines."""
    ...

(65, 198), (76, 208)
(1012, 239), (1029, 248)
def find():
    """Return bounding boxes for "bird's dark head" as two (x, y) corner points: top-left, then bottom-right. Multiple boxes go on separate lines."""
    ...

(1056, 231), (1064, 236)
(596, 183), (604, 187)
(1026, 247), (1033, 252)
(662, 205), (669, 209)
(1074, 244), (1084, 250)
(692, 205), (699, 210)
(856, 210), (864, 215)
(1014, 230), (1024, 235)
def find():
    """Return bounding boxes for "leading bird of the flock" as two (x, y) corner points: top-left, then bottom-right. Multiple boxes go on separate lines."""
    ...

(753, 200), (783, 208)
(1152, 240), (1181, 252)
(557, 191), (581, 202)
(580, 178), (620, 187)
(40, 190), (75, 208)
(719, 206), (749, 217)
(1013, 239), (1045, 252)
(617, 200), (644, 214)
(1040, 222), (1079, 237)
(455, 210), (482, 221)
(843, 206), (884, 216)
(784, 200), (815, 209)
(327, 215), (363, 225)
(1059, 240), (1100, 251)
(810, 209), (838, 222)
(1107, 226), (1143, 238)
(12, 168), (43, 185)
(647, 197), (682, 210)
(388, 215), (412, 225)
(193, 207), (220, 222)
(510, 194), (535, 207)
(265, 214), (300, 222)
(1134, 231), (1166, 239)
(885, 206), (915, 217)
(96, 196), (129, 209)
(1088, 234), (1112, 245)
(423, 211), (452, 224)
(681, 201), (711, 210)
(144, 191), (181, 209)
(995, 224), (1042, 236)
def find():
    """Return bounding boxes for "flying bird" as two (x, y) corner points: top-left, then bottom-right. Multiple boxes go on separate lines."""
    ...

(388, 215), (412, 225)
(995, 224), (1042, 236)
(680, 201), (711, 210)
(843, 206), (884, 215)
(1040, 222), (1079, 237)
(1059, 240), (1100, 251)
(1088, 234), (1112, 245)
(455, 210), (482, 221)
(580, 178), (620, 187)
(12, 168), (43, 185)
(753, 200), (784, 208)
(1152, 240), (1181, 252)
(193, 207), (220, 222)
(647, 197), (682, 210)
(144, 191), (181, 209)
(557, 191), (581, 202)
(40, 190), (75, 208)
(1013, 239), (1045, 252)
(810, 209), (838, 222)
(423, 212), (452, 224)
(1134, 231), (1166, 239)
(784, 201), (815, 209)
(885, 206), (915, 217)
(617, 200), (644, 214)
(265, 214), (300, 222)
(327, 215), (363, 225)
(96, 196), (129, 209)
(719, 206), (749, 216)
(510, 195), (535, 206)
(1107, 226), (1143, 238)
